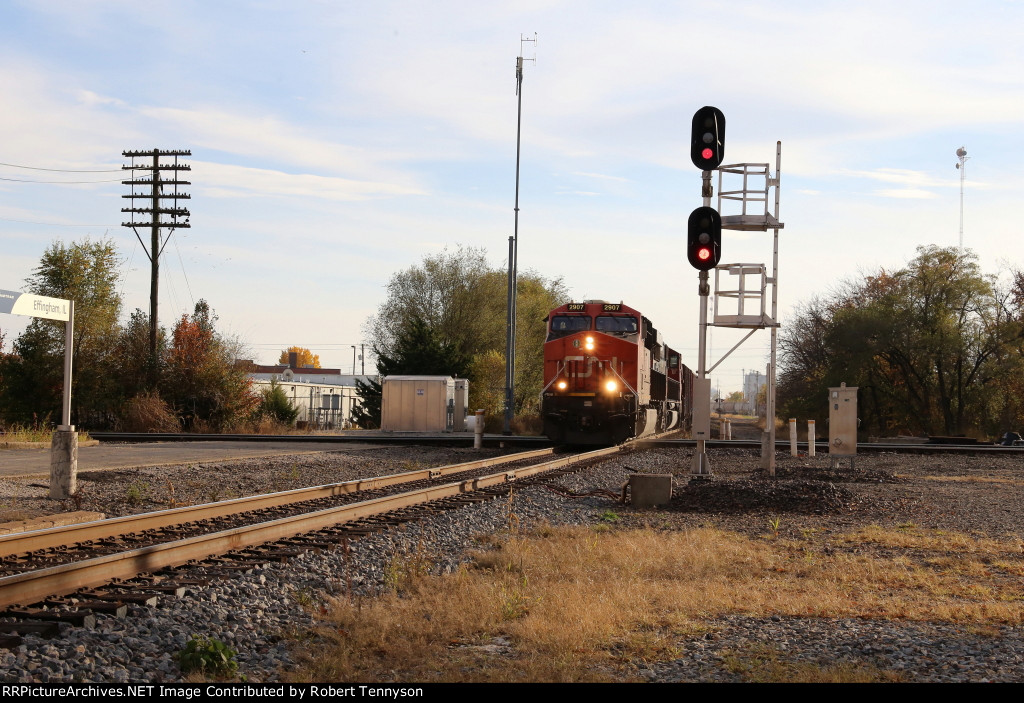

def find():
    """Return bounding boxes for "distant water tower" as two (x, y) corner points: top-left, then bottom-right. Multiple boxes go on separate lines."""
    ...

(955, 147), (969, 250)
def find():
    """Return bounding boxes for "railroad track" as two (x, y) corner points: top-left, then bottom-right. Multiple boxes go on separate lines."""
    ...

(639, 438), (1024, 453)
(88, 431), (550, 447)
(89, 430), (1024, 453)
(0, 444), (627, 634)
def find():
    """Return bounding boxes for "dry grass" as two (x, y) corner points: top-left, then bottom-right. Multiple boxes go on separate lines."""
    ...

(287, 524), (1024, 683)
(0, 424), (92, 444)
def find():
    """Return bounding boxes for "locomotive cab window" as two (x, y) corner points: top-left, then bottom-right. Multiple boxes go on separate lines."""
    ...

(548, 315), (591, 340)
(595, 315), (638, 336)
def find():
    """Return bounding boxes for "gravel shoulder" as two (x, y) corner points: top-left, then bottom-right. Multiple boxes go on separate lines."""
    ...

(1, 442), (1023, 682)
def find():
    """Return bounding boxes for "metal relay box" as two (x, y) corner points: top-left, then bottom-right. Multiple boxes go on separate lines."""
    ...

(828, 383), (858, 462)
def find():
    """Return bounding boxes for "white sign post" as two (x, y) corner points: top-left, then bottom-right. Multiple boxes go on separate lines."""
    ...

(0, 289), (76, 498)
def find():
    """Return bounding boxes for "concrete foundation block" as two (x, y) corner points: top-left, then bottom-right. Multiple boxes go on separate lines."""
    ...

(629, 473), (673, 508)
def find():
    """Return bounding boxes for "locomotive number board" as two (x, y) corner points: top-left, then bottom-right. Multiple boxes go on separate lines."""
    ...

(566, 303), (623, 312)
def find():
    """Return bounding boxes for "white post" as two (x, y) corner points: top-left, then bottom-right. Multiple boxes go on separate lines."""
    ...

(51, 300), (77, 499)
(474, 409), (485, 450)
(789, 417), (797, 456)
(808, 420), (816, 457)
(725, 418), (731, 440)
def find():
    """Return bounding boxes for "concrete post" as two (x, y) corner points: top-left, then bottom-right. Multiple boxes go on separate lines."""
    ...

(789, 418), (798, 456)
(50, 426), (78, 499)
(474, 409), (485, 450)
(808, 420), (816, 457)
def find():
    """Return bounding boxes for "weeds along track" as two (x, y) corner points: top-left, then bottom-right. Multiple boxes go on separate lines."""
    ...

(0, 445), (625, 613)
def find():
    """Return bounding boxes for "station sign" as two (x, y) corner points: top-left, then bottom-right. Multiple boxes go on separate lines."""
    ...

(0, 289), (71, 321)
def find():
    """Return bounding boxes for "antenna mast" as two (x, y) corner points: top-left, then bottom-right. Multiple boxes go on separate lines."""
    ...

(956, 146), (968, 250)
(503, 33), (536, 434)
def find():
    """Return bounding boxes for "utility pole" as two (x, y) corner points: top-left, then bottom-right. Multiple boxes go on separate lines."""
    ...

(121, 149), (192, 373)
(503, 33), (536, 434)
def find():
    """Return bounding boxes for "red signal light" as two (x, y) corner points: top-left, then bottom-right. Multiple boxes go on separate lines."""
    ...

(687, 206), (721, 271)
(690, 107), (725, 170)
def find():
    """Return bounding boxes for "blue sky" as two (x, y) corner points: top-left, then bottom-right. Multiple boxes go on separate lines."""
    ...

(1, 1), (1022, 394)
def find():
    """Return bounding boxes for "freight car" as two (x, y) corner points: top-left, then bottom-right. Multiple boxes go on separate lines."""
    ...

(540, 301), (694, 444)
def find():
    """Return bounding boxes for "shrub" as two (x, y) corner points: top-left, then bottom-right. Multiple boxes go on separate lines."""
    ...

(258, 380), (299, 426)
(119, 393), (180, 433)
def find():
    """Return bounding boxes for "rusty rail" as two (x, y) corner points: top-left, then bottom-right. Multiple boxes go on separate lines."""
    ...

(0, 445), (622, 608)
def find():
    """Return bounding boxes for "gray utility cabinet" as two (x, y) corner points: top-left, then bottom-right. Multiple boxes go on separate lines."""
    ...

(828, 383), (858, 457)
(381, 376), (469, 432)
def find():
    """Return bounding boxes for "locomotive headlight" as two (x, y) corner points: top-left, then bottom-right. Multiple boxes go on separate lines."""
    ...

(585, 336), (595, 350)
(605, 379), (618, 392)
(556, 380), (568, 390)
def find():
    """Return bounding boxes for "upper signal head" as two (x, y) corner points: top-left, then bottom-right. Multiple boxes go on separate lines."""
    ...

(690, 106), (726, 170)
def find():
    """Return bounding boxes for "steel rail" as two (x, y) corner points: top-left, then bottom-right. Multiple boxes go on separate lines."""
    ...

(0, 448), (556, 559)
(0, 445), (623, 608)
(88, 431), (551, 447)
(637, 438), (1024, 454)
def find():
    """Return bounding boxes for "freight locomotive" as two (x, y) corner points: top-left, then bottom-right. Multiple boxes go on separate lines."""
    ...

(540, 301), (695, 444)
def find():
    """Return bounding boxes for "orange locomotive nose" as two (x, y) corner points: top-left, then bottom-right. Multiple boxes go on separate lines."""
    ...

(542, 301), (692, 444)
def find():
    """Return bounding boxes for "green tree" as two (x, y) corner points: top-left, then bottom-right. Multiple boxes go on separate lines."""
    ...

(375, 316), (471, 378)
(258, 379), (300, 425)
(112, 309), (165, 402)
(0, 238), (122, 426)
(362, 247), (568, 423)
(778, 246), (1020, 437)
(353, 316), (471, 428)
(364, 246), (497, 363)
(161, 300), (258, 431)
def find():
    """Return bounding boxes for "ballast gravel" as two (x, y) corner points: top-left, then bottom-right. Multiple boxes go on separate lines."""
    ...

(1, 443), (1023, 683)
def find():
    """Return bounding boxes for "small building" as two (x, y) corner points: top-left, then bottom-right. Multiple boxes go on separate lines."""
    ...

(238, 353), (374, 429)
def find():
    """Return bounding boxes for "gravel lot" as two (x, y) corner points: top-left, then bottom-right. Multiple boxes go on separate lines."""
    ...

(0, 442), (1023, 682)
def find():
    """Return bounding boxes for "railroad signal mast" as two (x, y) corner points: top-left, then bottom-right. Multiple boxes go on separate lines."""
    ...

(687, 107), (726, 477)
(686, 107), (784, 477)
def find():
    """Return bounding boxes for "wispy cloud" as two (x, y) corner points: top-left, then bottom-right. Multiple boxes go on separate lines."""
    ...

(571, 171), (629, 182)
(840, 168), (953, 188)
(874, 188), (939, 200)
(193, 161), (424, 202)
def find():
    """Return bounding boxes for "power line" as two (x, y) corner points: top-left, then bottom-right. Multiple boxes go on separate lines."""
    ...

(0, 176), (125, 184)
(0, 216), (120, 227)
(0, 161), (123, 172)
